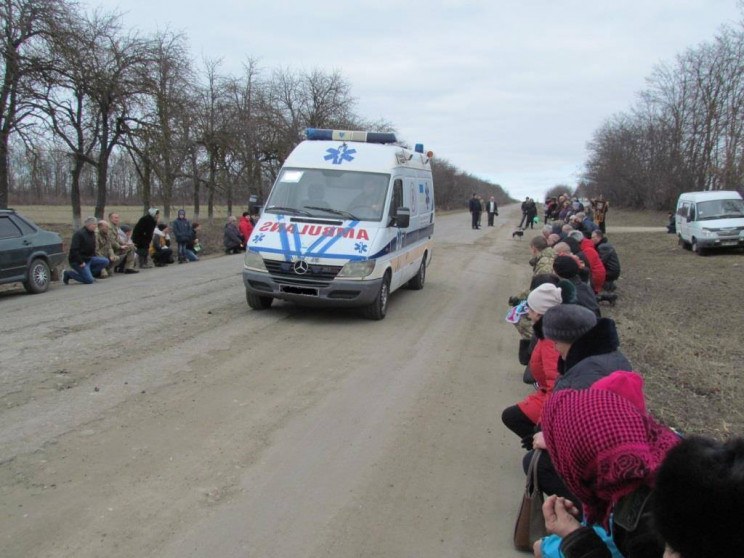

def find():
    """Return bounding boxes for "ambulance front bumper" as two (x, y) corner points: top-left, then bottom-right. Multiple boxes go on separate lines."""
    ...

(243, 269), (383, 307)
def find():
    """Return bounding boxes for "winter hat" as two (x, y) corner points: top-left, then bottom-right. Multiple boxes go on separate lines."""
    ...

(541, 388), (680, 529)
(542, 304), (597, 343)
(653, 436), (744, 558)
(84, 216), (97, 226)
(178, 209), (185, 217)
(556, 279), (577, 304)
(591, 371), (647, 414)
(553, 255), (580, 279)
(527, 283), (562, 315)
(148, 207), (159, 218)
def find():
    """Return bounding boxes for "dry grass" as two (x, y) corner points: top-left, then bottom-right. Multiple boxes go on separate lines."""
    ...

(602, 229), (744, 438)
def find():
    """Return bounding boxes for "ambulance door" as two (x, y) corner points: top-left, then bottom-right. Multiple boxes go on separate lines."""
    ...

(387, 177), (408, 292)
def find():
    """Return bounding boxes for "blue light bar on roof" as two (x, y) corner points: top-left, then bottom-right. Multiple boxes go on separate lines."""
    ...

(306, 128), (397, 144)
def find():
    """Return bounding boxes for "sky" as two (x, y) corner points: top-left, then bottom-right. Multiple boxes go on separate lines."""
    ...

(84, 0), (742, 201)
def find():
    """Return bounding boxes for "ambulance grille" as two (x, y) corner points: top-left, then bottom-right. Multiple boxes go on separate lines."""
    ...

(264, 260), (343, 286)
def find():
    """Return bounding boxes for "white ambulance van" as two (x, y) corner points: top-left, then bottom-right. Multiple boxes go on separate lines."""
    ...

(675, 190), (744, 255)
(242, 128), (435, 319)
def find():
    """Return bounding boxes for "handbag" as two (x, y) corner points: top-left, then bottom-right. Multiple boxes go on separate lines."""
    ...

(513, 449), (547, 551)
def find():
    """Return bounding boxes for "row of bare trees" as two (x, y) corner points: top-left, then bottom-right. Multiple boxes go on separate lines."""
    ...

(582, 17), (744, 209)
(2, 0), (508, 226)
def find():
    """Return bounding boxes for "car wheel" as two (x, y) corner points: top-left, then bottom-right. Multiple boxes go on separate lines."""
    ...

(246, 291), (273, 310)
(407, 256), (426, 290)
(678, 235), (690, 250)
(691, 238), (706, 256)
(361, 273), (390, 320)
(24, 258), (51, 294)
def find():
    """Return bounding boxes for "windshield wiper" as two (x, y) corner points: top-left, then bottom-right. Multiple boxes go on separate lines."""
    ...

(265, 206), (311, 216)
(304, 206), (360, 220)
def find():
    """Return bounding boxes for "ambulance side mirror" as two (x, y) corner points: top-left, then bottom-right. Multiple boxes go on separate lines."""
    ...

(394, 207), (410, 228)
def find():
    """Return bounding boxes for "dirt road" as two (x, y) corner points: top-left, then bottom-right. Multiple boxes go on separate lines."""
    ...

(1, 207), (535, 558)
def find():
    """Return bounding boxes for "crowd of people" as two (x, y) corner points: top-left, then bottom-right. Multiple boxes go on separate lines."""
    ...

(502, 200), (742, 557)
(61, 207), (257, 285)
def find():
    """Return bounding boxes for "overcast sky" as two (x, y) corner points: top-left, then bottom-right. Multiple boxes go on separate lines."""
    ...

(85, 0), (742, 200)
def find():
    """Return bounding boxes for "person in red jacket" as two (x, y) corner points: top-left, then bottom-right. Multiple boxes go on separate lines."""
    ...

(239, 211), (254, 244)
(501, 283), (564, 441)
(569, 230), (605, 294)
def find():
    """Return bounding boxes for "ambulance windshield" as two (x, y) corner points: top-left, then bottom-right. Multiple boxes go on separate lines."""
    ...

(265, 169), (390, 222)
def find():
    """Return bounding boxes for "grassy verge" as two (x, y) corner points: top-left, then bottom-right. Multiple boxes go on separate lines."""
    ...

(602, 229), (744, 438)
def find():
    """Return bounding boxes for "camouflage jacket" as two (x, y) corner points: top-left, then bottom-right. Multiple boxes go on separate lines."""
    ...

(96, 230), (115, 260)
(531, 247), (556, 276)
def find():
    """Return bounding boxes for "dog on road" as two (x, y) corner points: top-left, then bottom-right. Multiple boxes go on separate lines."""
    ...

(512, 229), (524, 239)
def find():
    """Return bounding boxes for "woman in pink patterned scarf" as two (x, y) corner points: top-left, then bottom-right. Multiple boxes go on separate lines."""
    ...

(534, 386), (680, 558)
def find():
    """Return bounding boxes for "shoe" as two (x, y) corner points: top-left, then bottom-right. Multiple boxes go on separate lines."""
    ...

(62, 270), (69, 285)
(99, 269), (108, 279)
(124, 269), (139, 274)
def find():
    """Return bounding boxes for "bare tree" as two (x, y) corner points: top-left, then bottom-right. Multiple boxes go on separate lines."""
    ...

(0, 0), (68, 209)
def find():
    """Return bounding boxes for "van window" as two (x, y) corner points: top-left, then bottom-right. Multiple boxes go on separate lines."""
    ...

(695, 198), (744, 221)
(677, 202), (689, 218)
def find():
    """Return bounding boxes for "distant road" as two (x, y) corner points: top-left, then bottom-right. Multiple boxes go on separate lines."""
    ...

(1, 207), (533, 558)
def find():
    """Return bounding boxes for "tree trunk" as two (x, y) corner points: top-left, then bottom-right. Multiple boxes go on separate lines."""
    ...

(95, 149), (108, 219)
(0, 135), (9, 209)
(70, 157), (84, 229)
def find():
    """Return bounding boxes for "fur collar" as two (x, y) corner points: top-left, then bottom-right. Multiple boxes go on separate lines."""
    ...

(558, 318), (620, 373)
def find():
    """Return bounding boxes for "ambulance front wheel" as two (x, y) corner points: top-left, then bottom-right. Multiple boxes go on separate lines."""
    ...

(246, 291), (274, 310)
(361, 273), (390, 320)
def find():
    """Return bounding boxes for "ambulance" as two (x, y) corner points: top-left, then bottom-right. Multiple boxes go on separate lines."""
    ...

(242, 128), (435, 320)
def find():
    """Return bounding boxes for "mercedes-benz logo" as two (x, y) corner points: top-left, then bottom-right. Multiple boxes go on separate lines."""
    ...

(293, 260), (310, 275)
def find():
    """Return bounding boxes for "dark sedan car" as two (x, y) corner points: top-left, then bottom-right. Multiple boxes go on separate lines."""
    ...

(0, 209), (66, 293)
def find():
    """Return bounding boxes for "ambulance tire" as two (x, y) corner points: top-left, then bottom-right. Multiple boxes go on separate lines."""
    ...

(247, 291), (274, 310)
(407, 256), (426, 290)
(361, 273), (390, 320)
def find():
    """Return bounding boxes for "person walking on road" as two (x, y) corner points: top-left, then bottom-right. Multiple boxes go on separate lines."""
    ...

(469, 193), (482, 229)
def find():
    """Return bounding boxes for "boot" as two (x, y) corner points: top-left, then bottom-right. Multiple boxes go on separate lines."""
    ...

(138, 254), (152, 269)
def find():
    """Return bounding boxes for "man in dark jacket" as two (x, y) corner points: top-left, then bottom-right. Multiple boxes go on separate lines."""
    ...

(171, 209), (192, 264)
(468, 193), (482, 229)
(63, 217), (110, 285)
(132, 208), (159, 268)
(591, 230), (621, 287)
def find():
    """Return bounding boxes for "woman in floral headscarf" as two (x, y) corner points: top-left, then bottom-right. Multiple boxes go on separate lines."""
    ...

(534, 386), (680, 558)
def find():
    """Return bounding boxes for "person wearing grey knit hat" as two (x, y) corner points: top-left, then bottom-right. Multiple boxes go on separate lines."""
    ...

(542, 304), (597, 345)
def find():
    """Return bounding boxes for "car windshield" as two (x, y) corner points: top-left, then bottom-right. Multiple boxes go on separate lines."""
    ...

(696, 198), (744, 220)
(265, 169), (390, 222)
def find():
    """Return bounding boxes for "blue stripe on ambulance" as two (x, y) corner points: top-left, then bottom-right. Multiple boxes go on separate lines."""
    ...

(369, 223), (435, 259)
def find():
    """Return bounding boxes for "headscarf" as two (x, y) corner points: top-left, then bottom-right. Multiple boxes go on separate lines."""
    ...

(148, 207), (159, 218)
(541, 388), (680, 528)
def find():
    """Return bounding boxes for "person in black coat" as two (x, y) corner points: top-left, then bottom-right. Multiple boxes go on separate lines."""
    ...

(132, 208), (160, 268)
(468, 193), (482, 229)
(63, 217), (110, 285)
(525, 198), (538, 229)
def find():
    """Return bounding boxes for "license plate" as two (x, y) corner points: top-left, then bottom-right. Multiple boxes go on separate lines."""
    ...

(721, 240), (738, 246)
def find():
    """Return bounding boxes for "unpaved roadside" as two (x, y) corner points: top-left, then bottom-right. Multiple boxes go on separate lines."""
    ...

(1, 207), (533, 558)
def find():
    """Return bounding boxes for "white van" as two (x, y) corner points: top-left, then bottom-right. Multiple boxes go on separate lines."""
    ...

(675, 190), (744, 254)
(242, 128), (435, 319)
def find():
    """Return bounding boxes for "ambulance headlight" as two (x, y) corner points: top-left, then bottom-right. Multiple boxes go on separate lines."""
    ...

(337, 260), (375, 278)
(244, 250), (267, 272)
